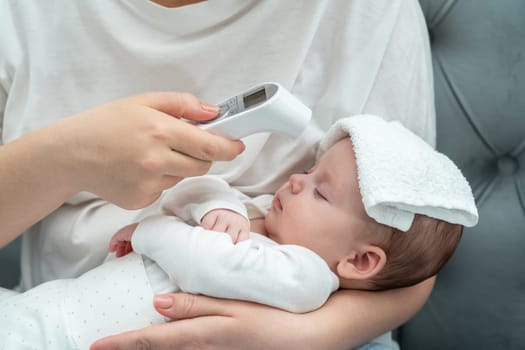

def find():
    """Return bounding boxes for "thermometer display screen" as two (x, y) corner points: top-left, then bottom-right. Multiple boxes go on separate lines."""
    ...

(243, 87), (267, 109)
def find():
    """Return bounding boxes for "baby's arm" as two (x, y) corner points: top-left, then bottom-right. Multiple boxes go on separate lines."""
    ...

(162, 175), (248, 223)
(108, 210), (250, 256)
(131, 215), (339, 313)
(109, 175), (262, 256)
(161, 175), (250, 241)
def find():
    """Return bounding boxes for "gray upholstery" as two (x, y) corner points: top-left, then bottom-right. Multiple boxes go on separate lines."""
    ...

(0, 237), (20, 289)
(1, 1), (524, 349)
(397, 1), (525, 349)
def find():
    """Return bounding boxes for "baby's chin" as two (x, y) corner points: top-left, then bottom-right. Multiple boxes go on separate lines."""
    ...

(263, 214), (279, 242)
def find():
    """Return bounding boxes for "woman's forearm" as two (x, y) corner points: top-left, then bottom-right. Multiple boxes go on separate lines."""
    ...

(0, 126), (77, 247)
(91, 276), (436, 350)
(307, 276), (436, 349)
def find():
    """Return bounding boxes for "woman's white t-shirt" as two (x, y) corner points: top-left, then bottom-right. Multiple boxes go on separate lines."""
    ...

(0, 0), (434, 305)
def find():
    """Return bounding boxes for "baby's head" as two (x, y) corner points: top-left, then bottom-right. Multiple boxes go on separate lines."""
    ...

(265, 136), (464, 291)
(265, 137), (381, 278)
(353, 213), (463, 291)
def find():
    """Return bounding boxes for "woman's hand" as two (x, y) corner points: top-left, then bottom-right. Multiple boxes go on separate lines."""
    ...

(91, 293), (314, 350)
(58, 92), (245, 209)
(0, 92), (244, 247)
(90, 277), (435, 350)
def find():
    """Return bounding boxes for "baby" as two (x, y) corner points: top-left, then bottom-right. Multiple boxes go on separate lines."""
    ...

(114, 137), (464, 292)
(0, 115), (478, 349)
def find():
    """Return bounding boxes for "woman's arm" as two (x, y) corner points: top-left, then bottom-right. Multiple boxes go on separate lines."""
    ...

(91, 276), (434, 350)
(0, 92), (244, 248)
(0, 127), (78, 247)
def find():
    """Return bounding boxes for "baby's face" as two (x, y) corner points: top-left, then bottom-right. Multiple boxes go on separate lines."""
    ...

(265, 138), (372, 269)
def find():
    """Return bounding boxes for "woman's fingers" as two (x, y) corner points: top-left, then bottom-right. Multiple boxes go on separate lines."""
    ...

(157, 115), (245, 163)
(90, 293), (301, 350)
(90, 315), (232, 350)
(137, 91), (246, 163)
(135, 91), (220, 123)
(153, 293), (234, 320)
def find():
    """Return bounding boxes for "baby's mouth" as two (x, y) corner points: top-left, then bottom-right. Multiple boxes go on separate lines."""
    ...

(272, 194), (283, 211)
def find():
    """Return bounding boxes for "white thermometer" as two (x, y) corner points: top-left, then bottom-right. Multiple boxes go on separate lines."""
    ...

(199, 82), (311, 139)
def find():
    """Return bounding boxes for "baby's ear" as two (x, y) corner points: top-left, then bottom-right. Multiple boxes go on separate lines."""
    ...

(336, 245), (386, 280)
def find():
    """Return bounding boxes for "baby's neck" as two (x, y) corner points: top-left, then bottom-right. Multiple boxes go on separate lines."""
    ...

(250, 218), (268, 236)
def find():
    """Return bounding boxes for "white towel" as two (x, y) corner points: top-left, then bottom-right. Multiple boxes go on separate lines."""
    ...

(319, 115), (479, 232)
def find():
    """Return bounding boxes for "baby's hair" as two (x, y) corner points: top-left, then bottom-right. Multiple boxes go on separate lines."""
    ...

(366, 214), (463, 291)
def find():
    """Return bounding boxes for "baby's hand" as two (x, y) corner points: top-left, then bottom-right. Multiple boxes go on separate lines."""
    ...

(201, 209), (250, 243)
(109, 223), (139, 257)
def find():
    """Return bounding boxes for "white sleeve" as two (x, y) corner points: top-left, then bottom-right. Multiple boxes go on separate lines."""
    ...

(165, 175), (273, 221)
(132, 215), (339, 313)
(161, 175), (248, 224)
(0, 1), (18, 145)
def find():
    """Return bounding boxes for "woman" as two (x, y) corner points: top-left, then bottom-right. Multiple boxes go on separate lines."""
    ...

(1, 0), (435, 348)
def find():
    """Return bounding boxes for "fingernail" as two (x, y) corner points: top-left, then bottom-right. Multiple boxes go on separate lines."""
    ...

(200, 102), (220, 114)
(154, 295), (173, 309)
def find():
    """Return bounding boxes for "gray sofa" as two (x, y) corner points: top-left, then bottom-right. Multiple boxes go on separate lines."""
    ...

(0, 231), (19, 289)
(1, 1), (524, 349)
(397, 1), (525, 349)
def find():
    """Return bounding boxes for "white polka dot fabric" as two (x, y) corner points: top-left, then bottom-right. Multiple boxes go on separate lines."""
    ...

(0, 287), (18, 300)
(0, 254), (168, 349)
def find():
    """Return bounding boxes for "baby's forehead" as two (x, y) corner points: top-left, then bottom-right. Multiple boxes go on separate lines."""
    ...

(318, 138), (366, 210)
(317, 137), (354, 162)
(317, 138), (357, 179)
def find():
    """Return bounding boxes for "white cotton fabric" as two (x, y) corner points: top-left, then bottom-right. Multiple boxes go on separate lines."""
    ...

(319, 115), (479, 231)
(162, 175), (249, 224)
(0, 287), (18, 300)
(0, 254), (168, 349)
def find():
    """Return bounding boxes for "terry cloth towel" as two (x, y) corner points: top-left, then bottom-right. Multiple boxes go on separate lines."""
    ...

(319, 115), (479, 232)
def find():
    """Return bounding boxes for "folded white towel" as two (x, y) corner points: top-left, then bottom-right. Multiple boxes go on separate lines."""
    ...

(319, 115), (478, 232)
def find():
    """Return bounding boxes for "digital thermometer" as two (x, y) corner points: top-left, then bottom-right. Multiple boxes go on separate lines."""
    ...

(199, 82), (311, 139)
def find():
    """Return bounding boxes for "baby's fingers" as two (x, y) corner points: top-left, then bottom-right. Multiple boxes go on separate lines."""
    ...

(109, 223), (138, 255)
(115, 240), (132, 257)
(235, 229), (250, 243)
(200, 213), (218, 230)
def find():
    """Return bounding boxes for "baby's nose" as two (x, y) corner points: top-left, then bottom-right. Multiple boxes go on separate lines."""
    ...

(289, 174), (305, 194)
